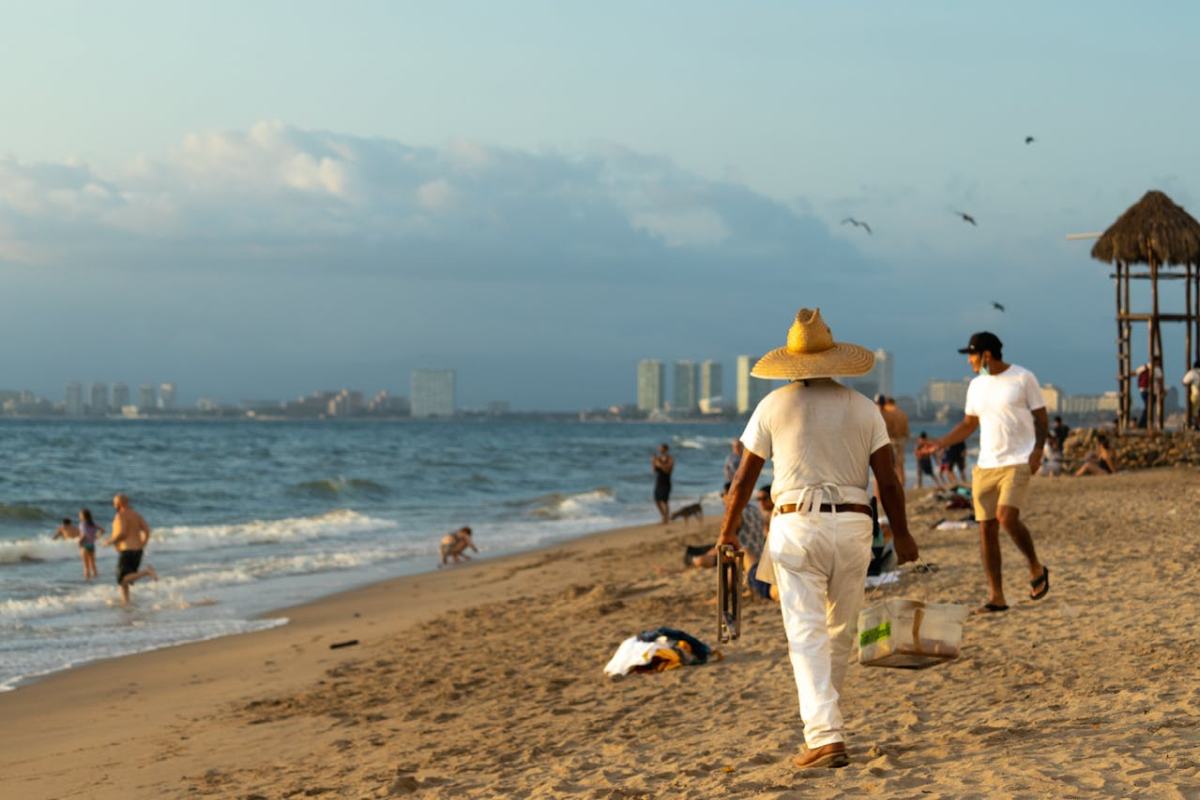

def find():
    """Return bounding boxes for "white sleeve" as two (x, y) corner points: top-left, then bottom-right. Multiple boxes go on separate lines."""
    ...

(964, 379), (980, 417)
(740, 398), (772, 461)
(1023, 369), (1046, 411)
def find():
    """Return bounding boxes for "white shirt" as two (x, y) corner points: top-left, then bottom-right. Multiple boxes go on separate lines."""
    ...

(1183, 368), (1200, 387)
(964, 364), (1046, 469)
(741, 379), (890, 506)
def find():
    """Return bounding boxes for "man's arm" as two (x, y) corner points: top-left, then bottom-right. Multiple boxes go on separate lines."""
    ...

(716, 452), (765, 548)
(1030, 408), (1048, 472)
(869, 446), (918, 564)
(918, 416), (979, 456)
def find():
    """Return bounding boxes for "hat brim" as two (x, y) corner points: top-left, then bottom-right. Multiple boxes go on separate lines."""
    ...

(751, 342), (875, 380)
(957, 347), (973, 354)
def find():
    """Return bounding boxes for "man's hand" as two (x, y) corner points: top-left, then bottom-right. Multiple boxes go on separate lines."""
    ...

(893, 531), (919, 564)
(1029, 449), (1043, 475)
(916, 441), (939, 458)
(716, 529), (740, 549)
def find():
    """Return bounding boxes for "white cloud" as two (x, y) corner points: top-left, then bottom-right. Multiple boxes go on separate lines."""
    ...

(416, 178), (457, 211)
(0, 122), (850, 273)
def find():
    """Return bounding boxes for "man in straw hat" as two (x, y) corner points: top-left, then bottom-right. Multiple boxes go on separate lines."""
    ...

(918, 332), (1049, 613)
(718, 308), (919, 770)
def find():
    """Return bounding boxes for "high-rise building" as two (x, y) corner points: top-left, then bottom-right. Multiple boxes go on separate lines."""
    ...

(1040, 383), (1061, 414)
(699, 360), (723, 414)
(921, 378), (971, 412)
(410, 370), (456, 418)
(735, 355), (773, 414)
(636, 360), (664, 413)
(112, 383), (131, 410)
(65, 382), (84, 417)
(89, 383), (109, 415)
(138, 384), (157, 413)
(159, 383), (177, 410)
(673, 360), (699, 414)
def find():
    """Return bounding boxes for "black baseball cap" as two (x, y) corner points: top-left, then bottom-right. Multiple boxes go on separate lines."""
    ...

(958, 331), (1003, 356)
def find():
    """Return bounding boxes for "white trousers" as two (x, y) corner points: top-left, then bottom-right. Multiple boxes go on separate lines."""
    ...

(768, 510), (873, 749)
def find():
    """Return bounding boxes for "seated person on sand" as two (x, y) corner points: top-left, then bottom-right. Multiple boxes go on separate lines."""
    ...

(745, 485), (778, 602)
(52, 517), (81, 541)
(690, 486), (776, 603)
(438, 527), (477, 567)
(1074, 435), (1117, 477)
(1038, 440), (1063, 477)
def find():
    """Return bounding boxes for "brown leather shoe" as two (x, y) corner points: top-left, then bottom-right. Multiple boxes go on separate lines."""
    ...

(793, 742), (849, 770)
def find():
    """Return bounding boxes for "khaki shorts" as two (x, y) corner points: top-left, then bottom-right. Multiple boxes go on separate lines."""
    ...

(972, 464), (1031, 521)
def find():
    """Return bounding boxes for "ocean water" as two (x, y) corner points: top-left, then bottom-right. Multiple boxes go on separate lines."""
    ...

(0, 419), (745, 690)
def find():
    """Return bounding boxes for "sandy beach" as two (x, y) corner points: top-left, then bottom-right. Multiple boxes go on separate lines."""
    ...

(3, 468), (1199, 799)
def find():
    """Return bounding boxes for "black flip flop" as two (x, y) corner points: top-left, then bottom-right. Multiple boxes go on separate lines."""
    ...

(972, 602), (1009, 615)
(1030, 567), (1050, 600)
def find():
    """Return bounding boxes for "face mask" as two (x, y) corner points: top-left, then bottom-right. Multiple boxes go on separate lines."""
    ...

(979, 357), (991, 376)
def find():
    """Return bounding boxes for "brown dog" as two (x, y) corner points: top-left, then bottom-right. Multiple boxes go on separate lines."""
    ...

(669, 502), (703, 524)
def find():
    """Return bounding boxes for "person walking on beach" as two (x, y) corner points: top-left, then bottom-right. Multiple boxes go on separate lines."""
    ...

(718, 308), (918, 770)
(108, 494), (156, 606)
(1136, 364), (1151, 428)
(918, 332), (1049, 613)
(651, 443), (674, 524)
(77, 508), (103, 580)
(1051, 416), (1070, 453)
(876, 395), (910, 485)
(723, 439), (743, 485)
(914, 432), (942, 489)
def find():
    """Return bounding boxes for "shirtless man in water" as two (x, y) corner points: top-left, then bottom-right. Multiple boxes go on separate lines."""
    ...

(108, 493), (156, 605)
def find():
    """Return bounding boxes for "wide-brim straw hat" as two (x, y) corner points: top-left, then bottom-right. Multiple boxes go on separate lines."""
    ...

(751, 308), (875, 380)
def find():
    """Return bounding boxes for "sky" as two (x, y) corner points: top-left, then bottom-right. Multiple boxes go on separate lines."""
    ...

(2, 1), (1199, 409)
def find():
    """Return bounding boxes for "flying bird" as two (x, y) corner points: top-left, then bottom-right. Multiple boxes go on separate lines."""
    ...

(1025, 136), (1036, 145)
(992, 301), (1006, 312)
(955, 211), (977, 226)
(841, 217), (872, 235)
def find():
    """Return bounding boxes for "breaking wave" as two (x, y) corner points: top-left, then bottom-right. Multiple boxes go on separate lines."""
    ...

(0, 510), (394, 566)
(0, 546), (402, 621)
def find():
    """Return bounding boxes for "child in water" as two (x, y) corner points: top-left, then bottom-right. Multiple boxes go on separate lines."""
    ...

(77, 508), (104, 580)
(438, 527), (477, 567)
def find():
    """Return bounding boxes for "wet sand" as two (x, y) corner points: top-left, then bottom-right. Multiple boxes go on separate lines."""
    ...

(2, 468), (1199, 799)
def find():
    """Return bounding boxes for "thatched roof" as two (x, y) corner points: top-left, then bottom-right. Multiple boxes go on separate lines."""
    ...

(1091, 190), (1200, 267)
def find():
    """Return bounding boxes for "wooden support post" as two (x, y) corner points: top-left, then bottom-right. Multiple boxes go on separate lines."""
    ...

(1150, 254), (1163, 431)
(1122, 261), (1132, 430)
(1187, 261), (1195, 428)
(1115, 261), (1124, 431)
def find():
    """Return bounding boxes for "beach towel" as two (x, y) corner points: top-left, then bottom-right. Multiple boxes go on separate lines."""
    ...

(865, 571), (900, 589)
(603, 627), (714, 676)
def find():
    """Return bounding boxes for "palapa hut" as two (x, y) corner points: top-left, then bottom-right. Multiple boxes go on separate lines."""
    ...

(1091, 190), (1200, 431)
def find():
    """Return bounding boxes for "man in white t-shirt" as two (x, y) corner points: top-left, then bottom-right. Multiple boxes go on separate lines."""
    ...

(919, 332), (1049, 612)
(718, 308), (918, 770)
